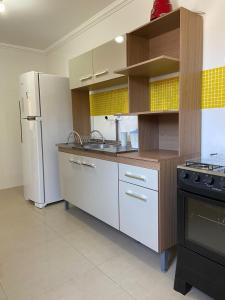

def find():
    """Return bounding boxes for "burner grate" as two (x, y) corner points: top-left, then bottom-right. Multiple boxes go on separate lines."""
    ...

(186, 161), (222, 170)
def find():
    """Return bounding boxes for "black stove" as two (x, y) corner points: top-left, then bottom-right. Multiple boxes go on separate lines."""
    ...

(174, 155), (225, 300)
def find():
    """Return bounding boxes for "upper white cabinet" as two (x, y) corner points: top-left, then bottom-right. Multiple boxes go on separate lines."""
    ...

(92, 39), (126, 84)
(69, 51), (93, 89)
(69, 37), (126, 89)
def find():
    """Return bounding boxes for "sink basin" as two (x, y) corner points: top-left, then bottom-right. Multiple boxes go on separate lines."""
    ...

(83, 143), (115, 150)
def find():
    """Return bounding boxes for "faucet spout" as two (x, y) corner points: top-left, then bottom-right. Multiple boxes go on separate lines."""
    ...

(90, 130), (105, 143)
(66, 130), (83, 146)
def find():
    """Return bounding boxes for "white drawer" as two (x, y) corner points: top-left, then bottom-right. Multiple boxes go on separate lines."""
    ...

(119, 181), (158, 252)
(119, 163), (158, 191)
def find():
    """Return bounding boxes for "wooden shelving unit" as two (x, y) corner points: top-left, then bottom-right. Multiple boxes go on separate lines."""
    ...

(122, 7), (203, 252)
(69, 7), (203, 253)
(115, 56), (179, 77)
(123, 7), (203, 159)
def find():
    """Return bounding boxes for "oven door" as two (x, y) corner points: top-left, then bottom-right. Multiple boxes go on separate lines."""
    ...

(178, 190), (225, 266)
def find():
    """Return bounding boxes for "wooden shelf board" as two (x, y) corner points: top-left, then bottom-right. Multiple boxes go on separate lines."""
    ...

(115, 56), (179, 78)
(128, 8), (181, 38)
(118, 150), (180, 162)
(115, 110), (179, 116)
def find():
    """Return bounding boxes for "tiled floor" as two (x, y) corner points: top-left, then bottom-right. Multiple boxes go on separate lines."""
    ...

(0, 187), (212, 300)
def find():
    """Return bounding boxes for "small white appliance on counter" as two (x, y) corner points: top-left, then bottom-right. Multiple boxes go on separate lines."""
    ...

(19, 71), (72, 208)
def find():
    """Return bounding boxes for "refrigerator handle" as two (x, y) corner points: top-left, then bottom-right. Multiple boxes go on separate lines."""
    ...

(19, 101), (23, 143)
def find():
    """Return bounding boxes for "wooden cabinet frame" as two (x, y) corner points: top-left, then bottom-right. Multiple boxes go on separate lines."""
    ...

(68, 7), (203, 261)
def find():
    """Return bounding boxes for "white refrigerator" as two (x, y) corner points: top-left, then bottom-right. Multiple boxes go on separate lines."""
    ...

(19, 71), (72, 208)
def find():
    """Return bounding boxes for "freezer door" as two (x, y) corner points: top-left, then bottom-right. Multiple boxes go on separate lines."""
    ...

(21, 119), (44, 204)
(19, 71), (41, 118)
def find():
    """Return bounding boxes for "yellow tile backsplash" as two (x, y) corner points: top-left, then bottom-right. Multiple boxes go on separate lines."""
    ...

(90, 88), (128, 116)
(150, 77), (179, 111)
(90, 66), (225, 116)
(202, 66), (225, 109)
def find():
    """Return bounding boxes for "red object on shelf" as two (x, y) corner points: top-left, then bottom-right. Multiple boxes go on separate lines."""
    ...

(150, 0), (172, 21)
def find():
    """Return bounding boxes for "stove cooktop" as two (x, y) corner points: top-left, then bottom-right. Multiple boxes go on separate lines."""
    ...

(186, 154), (225, 173)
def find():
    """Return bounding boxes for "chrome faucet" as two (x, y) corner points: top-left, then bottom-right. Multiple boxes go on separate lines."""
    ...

(90, 130), (105, 144)
(66, 130), (83, 146)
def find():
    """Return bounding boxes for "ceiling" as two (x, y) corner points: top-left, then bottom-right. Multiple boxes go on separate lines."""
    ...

(0, 0), (116, 50)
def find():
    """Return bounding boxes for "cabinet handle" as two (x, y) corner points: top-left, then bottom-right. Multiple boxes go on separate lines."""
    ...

(125, 172), (146, 181)
(80, 74), (92, 81)
(69, 159), (81, 165)
(125, 190), (147, 202)
(94, 70), (109, 77)
(81, 161), (96, 168)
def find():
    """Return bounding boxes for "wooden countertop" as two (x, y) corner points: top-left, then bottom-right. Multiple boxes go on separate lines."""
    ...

(118, 150), (180, 162)
(58, 145), (180, 170)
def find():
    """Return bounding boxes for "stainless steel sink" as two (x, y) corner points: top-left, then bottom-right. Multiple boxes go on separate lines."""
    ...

(83, 143), (115, 150)
(60, 142), (136, 154)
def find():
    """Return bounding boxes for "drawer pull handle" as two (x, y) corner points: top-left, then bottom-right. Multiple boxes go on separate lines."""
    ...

(82, 161), (96, 168)
(94, 70), (109, 77)
(69, 159), (81, 165)
(125, 172), (146, 181)
(80, 74), (92, 81)
(125, 190), (147, 202)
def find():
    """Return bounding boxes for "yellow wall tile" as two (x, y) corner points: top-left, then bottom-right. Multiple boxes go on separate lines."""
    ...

(150, 77), (179, 111)
(89, 66), (225, 116)
(90, 88), (128, 116)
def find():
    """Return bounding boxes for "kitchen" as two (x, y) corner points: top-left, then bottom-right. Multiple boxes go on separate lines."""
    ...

(0, 0), (225, 299)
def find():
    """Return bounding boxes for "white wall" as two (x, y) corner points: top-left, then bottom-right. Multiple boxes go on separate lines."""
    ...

(0, 45), (46, 189)
(46, 0), (225, 155)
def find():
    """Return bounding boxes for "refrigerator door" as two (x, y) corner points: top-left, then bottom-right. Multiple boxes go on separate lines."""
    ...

(19, 71), (41, 118)
(39, 74), (73, 204)
(21, 119), (44, 204)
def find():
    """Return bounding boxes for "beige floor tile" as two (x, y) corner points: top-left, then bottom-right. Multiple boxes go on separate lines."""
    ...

(40, 268), (135, 300)
(99, 247), (212, 300)
(0, 225), (58, 262)
(0, 187), (213, 300)
(62, 207), (139, 266)
(35, 207), (87, 236)
(63, 225), (128, 266)
(0, 285), (7, 300)
(0, 238), (94, 300)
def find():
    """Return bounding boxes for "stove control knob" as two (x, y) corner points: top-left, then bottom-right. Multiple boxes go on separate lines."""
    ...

(180, 171), (189, 179)
(206, 176), (214, 186)
(194, 174), (200, 183)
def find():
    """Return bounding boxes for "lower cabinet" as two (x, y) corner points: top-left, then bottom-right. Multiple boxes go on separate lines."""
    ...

(119, 181), (159, 252)
(58, 152), (119, 229)
(59, 152), (159, 252)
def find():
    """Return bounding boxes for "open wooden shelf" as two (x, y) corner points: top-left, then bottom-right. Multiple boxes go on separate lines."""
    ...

(129, 8), (181, 38)
(115, 56), (179, 78)
(138, 112), (179, 152)
(115, 110), (179, 116)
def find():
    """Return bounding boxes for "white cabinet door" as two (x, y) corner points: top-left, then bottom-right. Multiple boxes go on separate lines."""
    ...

(58, 152), (84, 208)
(79, 156), (119, 229)
(59, 152), (119, 229)
(119, 181), (159, 252)
(69, 51), (93, 89)
(93, 39), (126, 84)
